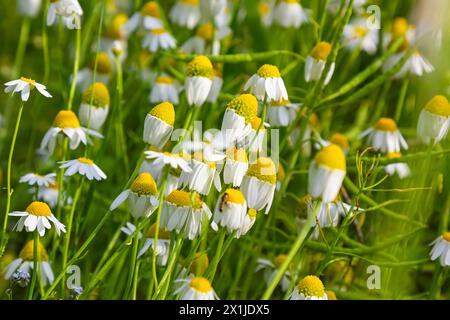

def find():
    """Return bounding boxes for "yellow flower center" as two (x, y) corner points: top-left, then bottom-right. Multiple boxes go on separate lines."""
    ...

(146, 223), (170, 239)
(247, 208), (258, 219)
(297, 275), (325, 298)
(355, 26), (368, 38)
(155, 76), (174, 85)
(226, 94), (258, 124)
(149, 102), (175, 126)
(53, 110), (81, 128)
(270, 99), (291, 107)
(330, 133), (349, 150)
(189, 252), (209, 275)
(78, 157), (94, 165)
(374, 117), (398, 132)
(166, 190), (203, 210)
(130, 172), (158, 196)
(442, 232), (450, 242)
(424, 95), (450, 117)
(150, 28), (167, 35)
(104, 14), (128, 39)
(386, 152), (401, 159)
(20, 77), (36, 88)
(250, 116), (262, 130)
(140, 1), (160, 18)
(25, 201), (52, 217)
(19, 240), (49, 262)
(282, 0), (299, 3)
(181, 0), (199, 5)
(223, 188), (245, 205)
(197, 23), (214, 41)
(325, 290), (337, 300)
(311, 42), (332, 61)
(314, 144), (346, 171)
(246, 157), (277, 185)
(274, 254), (288, 268)
(226, 147), (248, 163)
(189, 277), (212, 293)
(186, 55), (213, 79)
(256, 64), (281, 78)
(82, 82), (110, 107)
(392, 17), (409, 39)
(90, 52), (112, 74)
(258, 2), (270, 15)
(277, 163), (285, 181)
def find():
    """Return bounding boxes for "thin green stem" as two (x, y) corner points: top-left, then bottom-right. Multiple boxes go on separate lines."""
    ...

(27, 231), (39, 300)
(67, 26), (82, 110)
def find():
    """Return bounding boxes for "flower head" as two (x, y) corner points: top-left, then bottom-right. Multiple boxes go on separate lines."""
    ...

(4, 77), (52, 101)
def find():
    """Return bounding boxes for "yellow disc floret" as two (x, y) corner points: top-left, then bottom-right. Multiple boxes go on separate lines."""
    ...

(140, 1), (160, 17)
(297, 275), (325, 298)
(256, 64), (281, 78)
(20, 77), (36, 88)
(104, 14), (128, 39)
(226, 94), (258, 124)
(250, 116), (262, 130)
(330, 133), (349, 151)
(274, 254), (288, 268)
(189, 277), (212, 293)
(247, 208), (258, 219)
(146, 223), (170, 239)
(246, 157), (277, 185)
(130, 172), (158, 196)
(26, 201), (52, 217)
(392, 17), (409, 39)
(82, 82), (110, 107)
(78, 157), (94, 165)
(325, 290), (337, 300)
(442, 232), (450, 242)
(226, 147), (248, 163)
(53, 110), (81, 128)
(386, 152), (401, 159)
(149, 102), (175, 126)
(311, 42), (332, 61)
(181, 0), (199, 5)
(197, 23), (214, 41)
(314, 144), (346, 171)
(224, 188), (245, 205)
(90, 52), (112, 74)
(186, 55), (213, 79)
(374, 117), (398, 132)
(155, 76), (174, 85)
(355, 26), (368, 38)
(19, 240), (49, 262)
(277, 163), (285, 181)
(424, 95), (450, 117)
(166, 190), (203, 209)
(258, 2), (270, 15)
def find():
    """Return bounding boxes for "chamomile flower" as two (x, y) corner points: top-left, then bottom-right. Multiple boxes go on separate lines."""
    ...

(40, 110), (103, 155)
(274, 0), (309, 29)
(343, 18), (379, 55)
(180, 23), (214, 55)
(200, 0), (227, 19)
(358, 118), (408, 153)
(160, 190), (214, 240)
(150, 74), (180, 105)
(384, 49), (434, 79)
(143, 102), (175, 148)
(77, 52), (113, 91)
(256, 254), (291, 292)
(179, 153), (222, 195)
(78, 82), (110, 130)
(19, 173), (56, 187)
(236, 208), (258, 238)
(125, 1), (163, 34)
(240, 157), (276, 214)
(430, 232), (450, 267)
(144, 149), (192, 174)
(316, 133), (350, 155)
(17, 0), (42, 18)
(223, 147), (249, 187)
(110, 172), (160, 219)
(37, 182), (72, 208)
(207, 65), (223, 103)
(174, 276), (218, 300)
(384, 152), (410, 179)
(308, 144), (346, 202)
(4, 77), (52, 101)
(267, 99), (300, 127)
(4, 240), (54, 286)
(417, 95), (450, 144)
(290, 275), (328, 300)
(305, 42), (335, 85)
(170, 0), (201, 30)
(258, 0), (275, 27)
(213, 188), (247, 233)
(142, 28), (177, 53)
(9, 201), (66, 236)
(244, 64), (288, 101)
(184, 55), (213, 107)
(59, 157), (107, 181)
(47, 0), (83, 29)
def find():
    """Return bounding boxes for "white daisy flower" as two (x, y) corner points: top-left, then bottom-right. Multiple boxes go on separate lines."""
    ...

(223, 147), (249, 187)
(235, 208), (258, 238)
(383, 18), (417, 48)
(59, 157), (107, 181)
(143, 102), (175, 149)
(110, 172), (160, 219)
(9, 201), (66, 236)
(384, 50), (434, 79)
(358, 118), (408, 153)
(315, 132), (349, 155)
(40, 110), (103, 155)
(200, 0), (227, 19)
(19, 173), (56, 187)
(101, 14), (129, 62)
(207, 66), (223, 103)
(274, 0), (309, 29)
(343, 19), (379, 55)
(417, 95), (450, 145)
(290, 275), (328, 300)
(430, 232), (450, 267)
(384, 152), (411, 179)
(169, 0), (201, 30)
(267, 99), (299, 127)
(184, 55), (214, 107)
(174, 276), (219, 300)
(142, 28), (177, 53)
(179, 153), (222, 195)
(4, 77), (52, 102)
(256, 255), (291, 292)
(244, 64), (288, 101)
(213, 188), (247, 234)
(76, 52), (112, 91)
(3, 240), (54, 286)
(47, 0), (83, 29)
(144, 150), (192, 174)
(78, 82), (110, 130)
(240, 157), (277, 215)
(150, 75), (180, 105)
(124, 1), (163, 34)
(180, 23), (214, 55)
(305, 42), (335, 85)
(258, 0), (275, 27)
(160, 190), (214, 240)
(17, 0), (42, 17)
(308, 144), (346, 202)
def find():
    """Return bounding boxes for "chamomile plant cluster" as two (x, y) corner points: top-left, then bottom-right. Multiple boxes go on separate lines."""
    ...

(0, 0), (449, 301)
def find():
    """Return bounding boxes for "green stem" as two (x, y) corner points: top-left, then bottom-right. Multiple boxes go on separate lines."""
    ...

(124, 219), (141, 299)
(67, 26), (81, 110)
(27, 231), (39, 300)
(207, 229), (226, 282)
